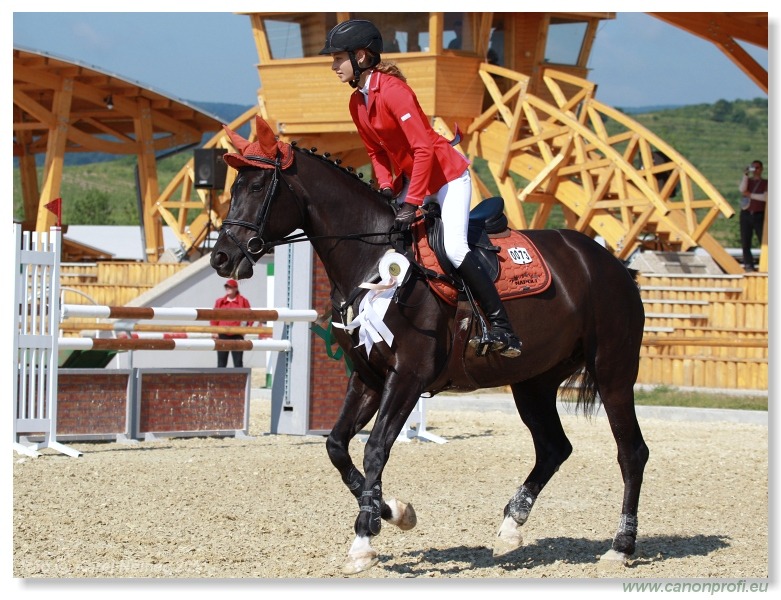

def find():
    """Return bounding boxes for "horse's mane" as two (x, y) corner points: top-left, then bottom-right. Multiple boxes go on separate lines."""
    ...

(290, 141), (387, 202)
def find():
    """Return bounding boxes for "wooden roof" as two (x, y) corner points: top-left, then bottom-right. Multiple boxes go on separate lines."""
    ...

(13, 47), (224, 157)
(648, 12), (768, 93)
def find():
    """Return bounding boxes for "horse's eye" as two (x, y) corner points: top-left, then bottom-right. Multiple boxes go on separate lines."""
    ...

(250, 182), (264, 193)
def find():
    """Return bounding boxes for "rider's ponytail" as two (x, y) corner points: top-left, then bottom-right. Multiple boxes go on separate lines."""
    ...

(373, 60), (407, 83)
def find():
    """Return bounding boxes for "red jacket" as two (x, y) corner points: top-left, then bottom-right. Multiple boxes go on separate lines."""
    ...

(349, 71), (469, 205)
(211, 294), (252, 327)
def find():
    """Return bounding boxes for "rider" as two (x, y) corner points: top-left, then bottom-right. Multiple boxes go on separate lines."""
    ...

(319, 19), (522, 358)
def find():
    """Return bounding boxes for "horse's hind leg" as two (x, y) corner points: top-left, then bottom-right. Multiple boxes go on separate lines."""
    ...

(326, 374), (417, 534)
(597, 378), (649, 564)
(494, 378), (573, 557)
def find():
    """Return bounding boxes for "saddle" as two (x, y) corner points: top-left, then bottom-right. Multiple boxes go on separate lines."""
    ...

(410, 196), (552, 306)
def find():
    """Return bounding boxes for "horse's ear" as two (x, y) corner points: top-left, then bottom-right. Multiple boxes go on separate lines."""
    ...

(222, 124), (251, 153)
(254, 115), (281, 156)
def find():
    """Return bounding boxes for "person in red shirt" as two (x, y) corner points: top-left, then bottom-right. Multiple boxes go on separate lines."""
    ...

(210, 279), (253, 367)
(738, 160), (768, 272)
(319, 19), (521, 358)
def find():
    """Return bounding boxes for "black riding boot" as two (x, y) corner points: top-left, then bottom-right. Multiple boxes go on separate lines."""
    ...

(456, 251), (522, 358)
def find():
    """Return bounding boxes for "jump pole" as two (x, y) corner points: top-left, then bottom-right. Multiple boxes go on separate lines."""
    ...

(61, 305), (317, 323)
(58, 338), (292, 352)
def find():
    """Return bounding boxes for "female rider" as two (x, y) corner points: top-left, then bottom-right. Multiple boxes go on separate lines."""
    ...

(319, 19), (521, 358)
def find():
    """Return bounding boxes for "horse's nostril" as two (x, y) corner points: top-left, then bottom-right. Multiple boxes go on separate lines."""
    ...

(210, 251), (228, 268)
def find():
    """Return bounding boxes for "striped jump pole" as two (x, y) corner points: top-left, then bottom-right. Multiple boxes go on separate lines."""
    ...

(61, 305), (318, 323)
(76, 331), (268, 340)
(61, 323), (275, 337)
(58, 337), (292, 352)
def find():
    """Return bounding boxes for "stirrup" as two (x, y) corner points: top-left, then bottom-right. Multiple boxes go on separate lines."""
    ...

(499, 334), (522, 358)
(468, 330), (522, 358)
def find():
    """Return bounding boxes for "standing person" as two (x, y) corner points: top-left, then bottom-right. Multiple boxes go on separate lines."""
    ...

(211, 279), (253, 367)
(319, 19), (521, 357)
(739, 160), (768, 272)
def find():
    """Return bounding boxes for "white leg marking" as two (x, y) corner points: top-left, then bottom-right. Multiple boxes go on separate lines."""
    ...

(385, 498), (417, 531)
(599, 548), (629, 565)
(342, 535), (379, 575)
(493, 515), (525, 557)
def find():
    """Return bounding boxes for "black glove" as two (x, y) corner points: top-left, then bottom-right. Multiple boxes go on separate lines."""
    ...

(394, 202), (418, 229)
(380, 187), (394, 200)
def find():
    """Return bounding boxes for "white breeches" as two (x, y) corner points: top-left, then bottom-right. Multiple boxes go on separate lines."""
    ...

(399, 169), (472, 268)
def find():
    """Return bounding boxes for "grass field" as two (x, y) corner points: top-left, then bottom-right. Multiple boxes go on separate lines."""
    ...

(633, 385), (767, 411)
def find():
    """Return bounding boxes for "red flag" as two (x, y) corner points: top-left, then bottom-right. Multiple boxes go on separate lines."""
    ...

(44, 197), (62, 228)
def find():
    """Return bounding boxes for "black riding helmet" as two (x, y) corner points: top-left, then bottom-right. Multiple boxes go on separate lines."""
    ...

(319, 20), (383, 88)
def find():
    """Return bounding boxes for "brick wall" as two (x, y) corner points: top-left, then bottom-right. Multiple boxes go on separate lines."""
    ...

(58, 371), (131, 436)
(308, 254), (351, 432)
(138, 371), (248, 435)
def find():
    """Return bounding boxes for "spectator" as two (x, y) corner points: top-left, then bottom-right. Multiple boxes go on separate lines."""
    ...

(738, 160), (768, 272)
(448, 20), (463, 49)
(211, 279), (253, 367)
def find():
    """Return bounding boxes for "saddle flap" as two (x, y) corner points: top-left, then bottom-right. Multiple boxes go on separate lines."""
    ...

(423, 205), (499, 281)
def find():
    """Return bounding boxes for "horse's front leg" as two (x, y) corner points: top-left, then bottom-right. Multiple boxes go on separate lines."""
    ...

(326, 374), (417, 562)
(342, 370), (424, 575)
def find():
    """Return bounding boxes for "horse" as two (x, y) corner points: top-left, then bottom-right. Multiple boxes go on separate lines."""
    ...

(210, 116), (649, 575)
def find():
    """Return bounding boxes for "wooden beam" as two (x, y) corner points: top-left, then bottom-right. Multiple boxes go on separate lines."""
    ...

(16, 130), (40, 227)
(36, 78), (73, 231)
(648, 12), (767, 49)
(134, 98), (163, 262)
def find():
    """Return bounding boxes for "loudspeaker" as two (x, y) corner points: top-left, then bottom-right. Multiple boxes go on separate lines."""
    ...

(194, 148), (228, 189)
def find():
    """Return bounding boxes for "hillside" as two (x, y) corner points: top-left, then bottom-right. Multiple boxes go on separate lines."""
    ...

(13, 98), (767, 247)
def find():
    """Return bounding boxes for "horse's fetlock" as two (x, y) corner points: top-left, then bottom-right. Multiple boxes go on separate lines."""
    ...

(613, 513), (638, 555)
(506, 485), (537, 525)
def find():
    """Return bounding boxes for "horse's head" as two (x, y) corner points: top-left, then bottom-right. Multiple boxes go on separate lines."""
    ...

(210, 116), (300, 280)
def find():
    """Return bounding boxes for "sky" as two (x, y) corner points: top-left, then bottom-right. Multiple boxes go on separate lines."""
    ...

(9, 5), (771, 110)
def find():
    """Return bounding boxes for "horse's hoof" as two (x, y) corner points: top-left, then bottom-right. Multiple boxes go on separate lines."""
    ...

(493, 515), (524, 557)
(387, 498), (417, 531)
(342, 551), (379, 575)
(599, 548), (629, 566)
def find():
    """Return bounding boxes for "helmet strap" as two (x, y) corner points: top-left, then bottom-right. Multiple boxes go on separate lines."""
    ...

(348, 50), (380, 89)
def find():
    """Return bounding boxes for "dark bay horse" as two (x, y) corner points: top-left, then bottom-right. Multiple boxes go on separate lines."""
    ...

(210, 116), (649, 574)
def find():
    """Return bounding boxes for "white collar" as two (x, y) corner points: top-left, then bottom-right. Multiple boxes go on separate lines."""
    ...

(360, 71), (373, 103)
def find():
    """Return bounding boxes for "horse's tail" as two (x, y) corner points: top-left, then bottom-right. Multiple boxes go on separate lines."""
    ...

(560, 368), (600, 417)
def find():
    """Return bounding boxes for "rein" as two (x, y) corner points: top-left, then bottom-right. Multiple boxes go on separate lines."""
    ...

(219, 150), (410, 264)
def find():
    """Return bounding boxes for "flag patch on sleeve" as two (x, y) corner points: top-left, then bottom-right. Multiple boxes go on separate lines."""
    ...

(401, 113), (411, 122)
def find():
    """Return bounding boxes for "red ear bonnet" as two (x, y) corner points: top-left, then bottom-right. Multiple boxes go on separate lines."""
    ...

(222, 115), (294, 169)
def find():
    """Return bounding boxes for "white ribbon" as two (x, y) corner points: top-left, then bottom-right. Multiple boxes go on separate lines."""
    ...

(332, 251), (410, 357)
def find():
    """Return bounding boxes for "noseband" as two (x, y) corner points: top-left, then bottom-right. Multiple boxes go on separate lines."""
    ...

(220, 153), (287, 266)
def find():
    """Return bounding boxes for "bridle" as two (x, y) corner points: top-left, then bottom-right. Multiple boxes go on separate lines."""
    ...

(220, 153), (290, 266)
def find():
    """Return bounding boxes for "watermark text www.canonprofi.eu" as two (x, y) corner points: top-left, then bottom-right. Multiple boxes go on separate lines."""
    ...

(623, 580), (769, 594)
